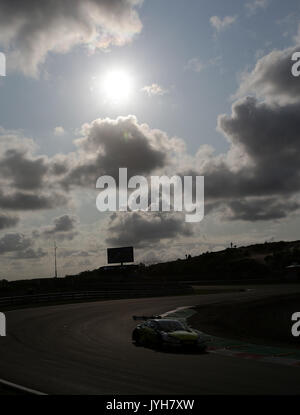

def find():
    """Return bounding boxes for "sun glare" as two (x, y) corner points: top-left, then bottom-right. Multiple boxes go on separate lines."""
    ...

(102, 70), (133, 104)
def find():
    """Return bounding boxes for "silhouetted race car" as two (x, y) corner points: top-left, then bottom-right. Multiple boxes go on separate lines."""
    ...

(132, 316), (207, 352)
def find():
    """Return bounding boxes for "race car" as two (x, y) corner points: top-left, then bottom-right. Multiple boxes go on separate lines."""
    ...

(132, 316), (207, 352)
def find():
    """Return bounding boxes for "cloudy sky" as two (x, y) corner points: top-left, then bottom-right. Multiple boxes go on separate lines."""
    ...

(1, 0), (300, 280)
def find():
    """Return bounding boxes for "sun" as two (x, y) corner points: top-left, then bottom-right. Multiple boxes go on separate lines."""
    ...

(102, 70), (133, 104)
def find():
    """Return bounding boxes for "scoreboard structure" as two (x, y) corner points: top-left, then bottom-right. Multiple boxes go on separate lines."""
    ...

(107, 246), (134, 265)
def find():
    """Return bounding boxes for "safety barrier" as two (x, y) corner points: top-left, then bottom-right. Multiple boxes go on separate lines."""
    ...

(0, 286), (191, 308)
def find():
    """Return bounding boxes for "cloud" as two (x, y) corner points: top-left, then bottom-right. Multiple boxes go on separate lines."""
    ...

(246, 0), (269, 16)
(0, 149), (48, 190)
(0, 190), (68, 210)
(0, 213), (19, 230)
(39, 214), (79, 241)
(185, 56), (222, 73)
(180, 40), (300, 222)
(202, 96), (300, 198)
(0, 0), (143, 77)
(0, 232), (45, 263)
(3, 37), (300, 231)
(184, 58), (205, 73)
(210, 15), (237, 32)
(0, 131), (69, 211)
(50, 158), (69, 176)
(0, 117), (183, 212)
(50, 214), (78, 232)
(294, 24), (300, 44)
(54, 126), (65, 136)
(141, 83), (169, 96)
(0, 233), (32, 254)
(234, 46), (300, 104)
(12, 248), (47, 259)
(78, 258), (92, 267)
(58, 249), (94, 258)
(0, 127), (37, 155)
(181, 91), (300, 221)
(225, 197), (299, 221)
(61, 115), (174, 188)
(106, 212), (193, 247)
(217, 40), (300, 222)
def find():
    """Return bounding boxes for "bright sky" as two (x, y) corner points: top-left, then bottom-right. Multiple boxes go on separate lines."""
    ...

(1, 0), (300, 280)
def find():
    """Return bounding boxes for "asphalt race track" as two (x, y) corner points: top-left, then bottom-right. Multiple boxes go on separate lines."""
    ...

(1, 286), (300, 395)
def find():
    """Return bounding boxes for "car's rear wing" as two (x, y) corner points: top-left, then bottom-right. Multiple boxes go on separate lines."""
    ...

(132, 315), (162, 321)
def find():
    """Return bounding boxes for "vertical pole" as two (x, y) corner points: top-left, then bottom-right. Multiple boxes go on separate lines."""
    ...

(54, 240), (57, 278)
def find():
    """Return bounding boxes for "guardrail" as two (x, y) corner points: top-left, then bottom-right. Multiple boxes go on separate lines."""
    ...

(0, 286), (191, 308)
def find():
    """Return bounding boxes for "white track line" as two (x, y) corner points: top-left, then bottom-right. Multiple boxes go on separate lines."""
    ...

(0, 378), (47, 395)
